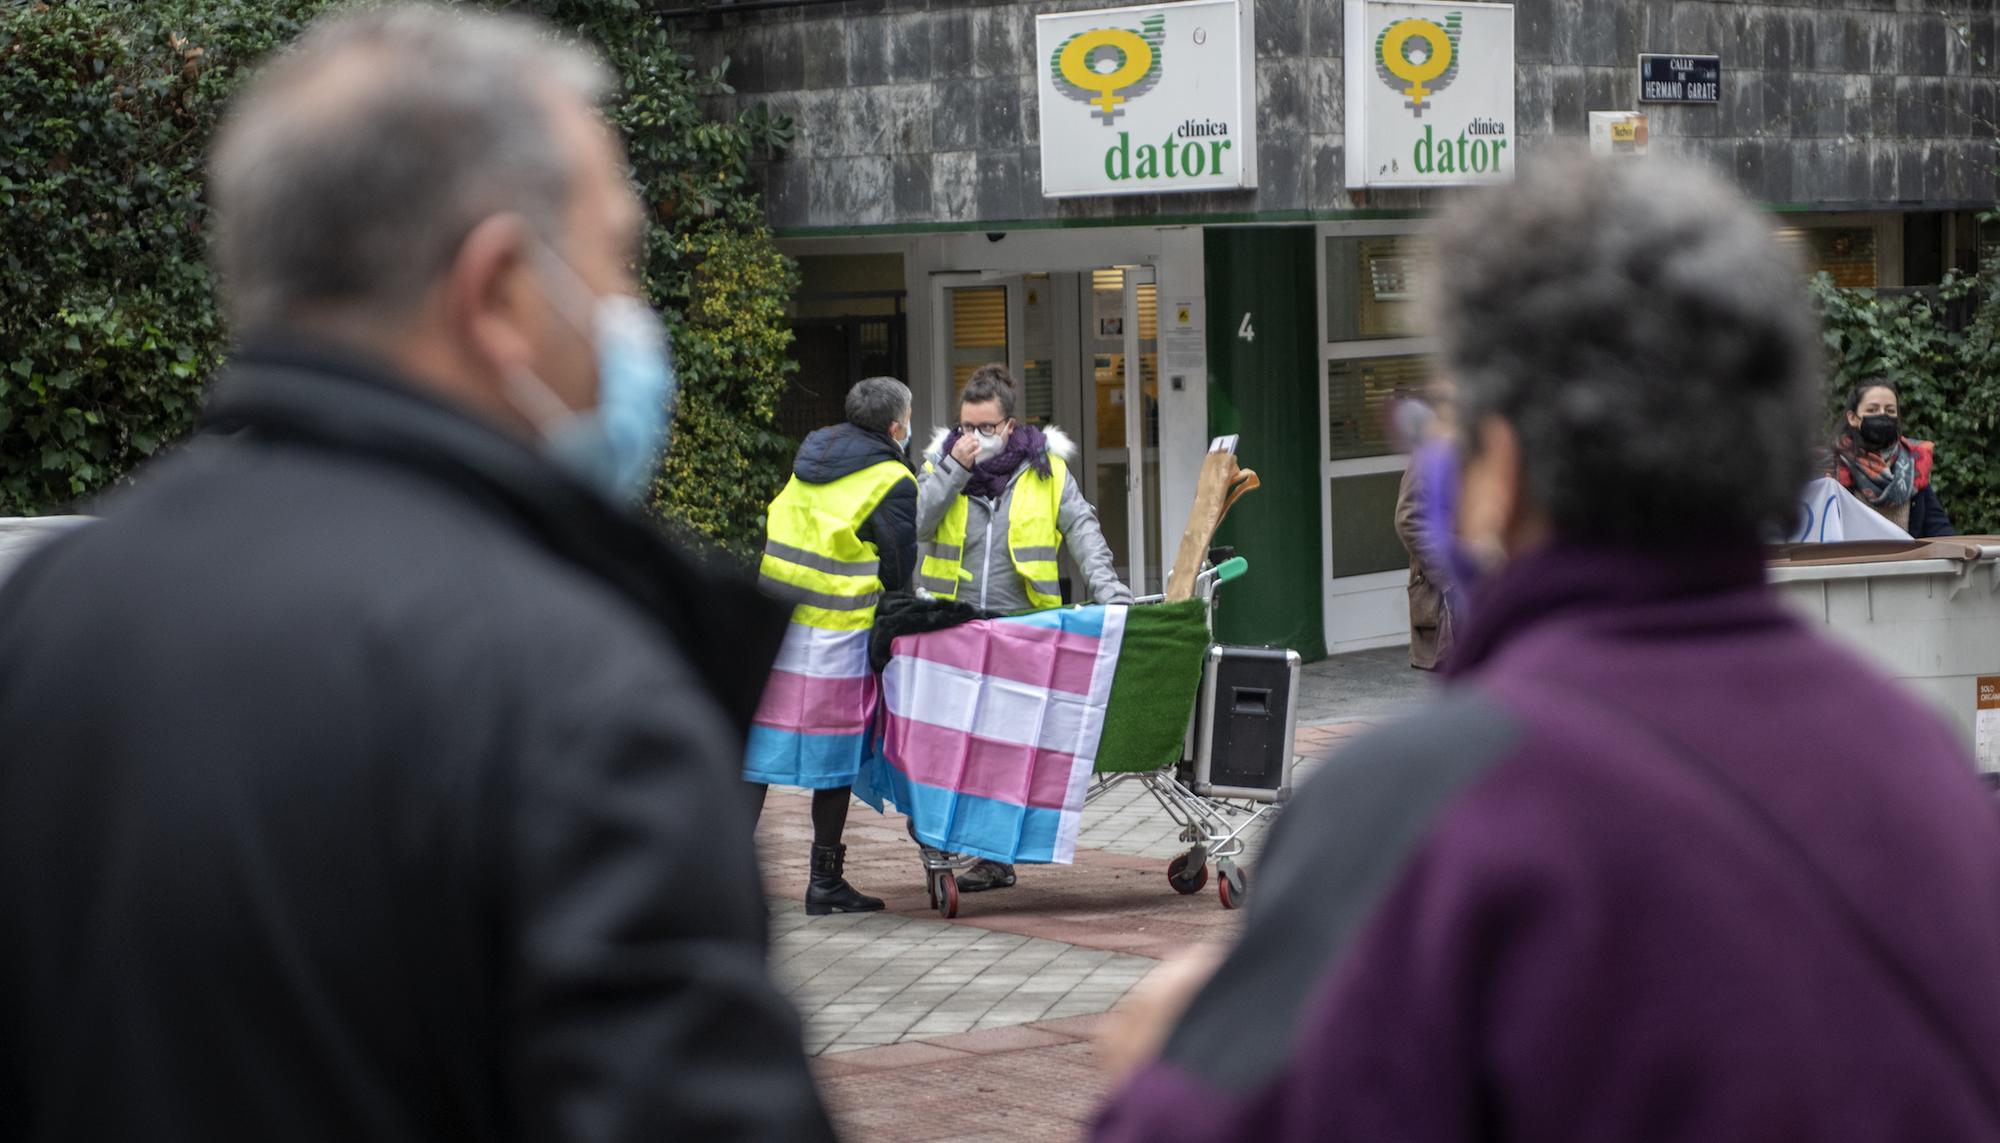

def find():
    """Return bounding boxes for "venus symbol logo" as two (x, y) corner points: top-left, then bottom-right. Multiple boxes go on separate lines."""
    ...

(1374, 13), (1461, 118)
(1050, 14), (1166, 125)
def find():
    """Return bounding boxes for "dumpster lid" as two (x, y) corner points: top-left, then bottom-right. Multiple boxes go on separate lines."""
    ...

(1768, 537), (2000, 568)
(0, 515), (92, 585)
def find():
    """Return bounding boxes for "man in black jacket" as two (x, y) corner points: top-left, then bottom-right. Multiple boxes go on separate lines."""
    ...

(0, 8), (832, 1141)
(746, 375), (917, 915)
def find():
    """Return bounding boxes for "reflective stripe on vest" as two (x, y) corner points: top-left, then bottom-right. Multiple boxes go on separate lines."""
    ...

(919, 455), (1067, 610)
(760, 458), (915, 632)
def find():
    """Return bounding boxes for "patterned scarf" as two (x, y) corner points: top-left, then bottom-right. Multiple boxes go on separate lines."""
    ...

(939, 422), (1051, 500)
(1832, 429), (1916, 508)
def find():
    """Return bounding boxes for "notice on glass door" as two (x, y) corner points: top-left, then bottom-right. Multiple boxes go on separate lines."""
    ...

(1092, 283), (1125, 342)
(1164, 297), (1206, 380)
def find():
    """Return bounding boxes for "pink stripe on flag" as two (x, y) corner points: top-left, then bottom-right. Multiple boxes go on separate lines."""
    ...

(754, 670), (875, 736)
(886, 716), (1077, 810)
(896, 622), (1102, 697)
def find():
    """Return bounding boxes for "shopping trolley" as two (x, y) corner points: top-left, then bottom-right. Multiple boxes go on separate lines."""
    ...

(913, 555), (1299, 917)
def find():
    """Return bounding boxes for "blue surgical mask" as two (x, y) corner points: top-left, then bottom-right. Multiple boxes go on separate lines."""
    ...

(504, 248), (677, 504)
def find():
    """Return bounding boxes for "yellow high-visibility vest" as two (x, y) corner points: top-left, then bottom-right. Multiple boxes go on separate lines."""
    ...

(759, 459), (917, 631)
(917, 455), (1066, 610)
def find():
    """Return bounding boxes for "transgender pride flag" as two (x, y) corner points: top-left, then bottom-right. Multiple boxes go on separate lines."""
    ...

(857, 601), (1209, 864)
(744, 624), (876, 789)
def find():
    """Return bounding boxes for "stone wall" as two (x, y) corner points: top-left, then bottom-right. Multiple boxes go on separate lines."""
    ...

(682, 0), (1999, 230)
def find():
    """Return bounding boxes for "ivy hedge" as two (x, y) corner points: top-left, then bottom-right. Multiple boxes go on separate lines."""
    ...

(0, 0), (797, 561)
(1810, 268), (2000, 537)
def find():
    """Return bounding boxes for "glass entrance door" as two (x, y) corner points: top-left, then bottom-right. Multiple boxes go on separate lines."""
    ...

(1079, 267), (1160, 595)
(932, 267), (1160, 599)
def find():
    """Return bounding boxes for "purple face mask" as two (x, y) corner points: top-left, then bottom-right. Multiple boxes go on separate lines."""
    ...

(1413, 438), (1485, 617)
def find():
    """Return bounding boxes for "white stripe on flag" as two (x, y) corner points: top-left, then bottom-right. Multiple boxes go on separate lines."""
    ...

(772, 622), (872, 679)
(1055, 605), (1126, 862)
(884, 657), (1096, 754)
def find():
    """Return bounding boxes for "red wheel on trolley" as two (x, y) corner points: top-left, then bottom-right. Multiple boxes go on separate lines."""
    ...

(936, 871), (960, 919)
(1217, 860), (1247, 910)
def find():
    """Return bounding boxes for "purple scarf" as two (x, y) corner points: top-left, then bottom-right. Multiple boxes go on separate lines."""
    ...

(939, 423), (1051, 500)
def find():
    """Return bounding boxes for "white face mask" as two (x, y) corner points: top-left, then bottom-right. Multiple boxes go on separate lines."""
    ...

(975, 431), (1006, 461)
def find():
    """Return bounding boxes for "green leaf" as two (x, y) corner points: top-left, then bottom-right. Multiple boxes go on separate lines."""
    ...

(0, 0), (797, 531)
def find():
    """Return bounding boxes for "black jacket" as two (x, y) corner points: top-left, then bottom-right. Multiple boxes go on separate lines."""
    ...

(790, 421), (917, 592)
(1910, 483), (1956, 539)
(0, 342), (833, 1142)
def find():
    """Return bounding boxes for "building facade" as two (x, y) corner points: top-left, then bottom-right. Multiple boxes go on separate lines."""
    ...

(682, 0), (1998, 658)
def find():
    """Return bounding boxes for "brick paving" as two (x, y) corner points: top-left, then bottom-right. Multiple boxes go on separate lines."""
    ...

(814, 1038), (1110, 1143)
(753, 650), (1433, 1140)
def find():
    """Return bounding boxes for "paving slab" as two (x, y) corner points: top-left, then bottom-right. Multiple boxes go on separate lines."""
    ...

(768, 903), (1161, 1056)
(1297, 644), (1434, 725)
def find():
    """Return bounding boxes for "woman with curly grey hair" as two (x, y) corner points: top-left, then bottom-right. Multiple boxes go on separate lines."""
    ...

(1094, 153), (2000, 1142)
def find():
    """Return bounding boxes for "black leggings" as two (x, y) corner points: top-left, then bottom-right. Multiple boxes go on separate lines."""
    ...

(747, 783), (852, 848)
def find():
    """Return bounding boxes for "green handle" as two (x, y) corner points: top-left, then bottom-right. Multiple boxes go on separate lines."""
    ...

(1214, 556), (1248, 584)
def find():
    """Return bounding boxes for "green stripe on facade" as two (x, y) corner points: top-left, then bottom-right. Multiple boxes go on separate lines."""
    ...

(774, 202), (1926, 241)
(774, 207), (1427, 240)
(1205, 228), (1328, 659)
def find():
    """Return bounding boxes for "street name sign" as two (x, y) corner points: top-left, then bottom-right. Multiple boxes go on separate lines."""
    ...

(1638, 54), (1721, 104)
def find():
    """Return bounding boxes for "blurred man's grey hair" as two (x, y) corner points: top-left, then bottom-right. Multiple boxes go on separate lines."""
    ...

(846, 376), (912, 436)
(1429, 151), (1821, 546)
(210, 5), (610, 334)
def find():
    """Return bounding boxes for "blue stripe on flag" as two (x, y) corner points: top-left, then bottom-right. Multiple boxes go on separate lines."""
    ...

(744, 726), (868, 789)
(856, 745), (1063, 864)
(1002, 603), (1110, 638)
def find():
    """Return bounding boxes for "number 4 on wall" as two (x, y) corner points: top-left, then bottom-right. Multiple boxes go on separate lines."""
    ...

(1237, 312), (1255, 342)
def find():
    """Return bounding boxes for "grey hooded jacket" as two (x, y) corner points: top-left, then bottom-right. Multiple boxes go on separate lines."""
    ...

(916, 425), (1133, 612)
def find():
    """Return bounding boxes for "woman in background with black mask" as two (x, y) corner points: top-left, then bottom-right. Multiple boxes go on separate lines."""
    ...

(1831, 380), (1955, 538)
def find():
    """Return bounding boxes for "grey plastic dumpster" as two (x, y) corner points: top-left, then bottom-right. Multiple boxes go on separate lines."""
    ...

(0, 516), (91, 588)
(1768, 538), (2000, 775)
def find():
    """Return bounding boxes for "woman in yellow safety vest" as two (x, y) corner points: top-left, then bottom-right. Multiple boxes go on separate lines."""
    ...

(915, 364), (1131, 893)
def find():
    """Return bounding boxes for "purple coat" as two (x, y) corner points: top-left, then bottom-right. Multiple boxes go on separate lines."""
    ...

(1097, 545), (2000, 1141)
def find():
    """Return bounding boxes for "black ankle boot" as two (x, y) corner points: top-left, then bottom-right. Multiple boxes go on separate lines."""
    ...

(805, 843), (884, 916)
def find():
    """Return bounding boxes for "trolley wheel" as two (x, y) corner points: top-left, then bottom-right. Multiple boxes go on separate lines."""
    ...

(1217, 860), (1247, 910)
(1167, 851), (1209, 895)
(933, 870), (960, 919)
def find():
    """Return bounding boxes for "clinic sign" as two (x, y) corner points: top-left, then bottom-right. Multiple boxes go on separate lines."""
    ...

(1036, 0), (1259, 198)
(1344, 0), (1515, 189)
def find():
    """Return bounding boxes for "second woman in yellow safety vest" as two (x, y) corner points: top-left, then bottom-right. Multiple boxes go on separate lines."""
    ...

(915, 364), (1131, 893)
